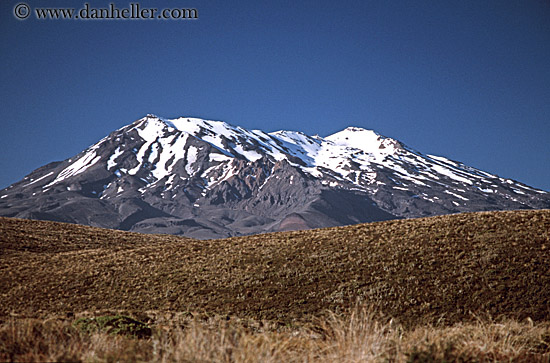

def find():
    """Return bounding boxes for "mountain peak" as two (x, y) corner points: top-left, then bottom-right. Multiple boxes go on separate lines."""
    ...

(324, 126), (399, 155)
(326, 126), (380, 139)
(343, 126), (375, 133)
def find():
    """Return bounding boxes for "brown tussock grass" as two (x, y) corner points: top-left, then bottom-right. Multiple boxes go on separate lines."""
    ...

(2, 210), (550, 327)
(1, 209), (550, 361)
(1, 307), (549, 362)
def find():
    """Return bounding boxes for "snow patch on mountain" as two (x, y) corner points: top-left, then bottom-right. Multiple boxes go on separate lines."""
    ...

(107, 147), (124, 170)
(22, 171), (54, 187)
(45, 150), (101, 187)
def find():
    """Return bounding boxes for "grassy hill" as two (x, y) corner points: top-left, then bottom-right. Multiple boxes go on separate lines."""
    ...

(2, 209), (550, 328)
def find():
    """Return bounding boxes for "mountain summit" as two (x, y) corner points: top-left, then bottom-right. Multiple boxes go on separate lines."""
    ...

(1, 115), (548, 238)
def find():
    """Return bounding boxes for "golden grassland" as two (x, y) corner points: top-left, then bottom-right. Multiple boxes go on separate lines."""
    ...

(1, 307), (549, 362)
(1, 209), (550, 361)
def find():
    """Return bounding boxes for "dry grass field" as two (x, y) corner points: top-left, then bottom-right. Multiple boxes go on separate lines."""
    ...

(1, 209), (550, 361)
(2, 307), (550, 362)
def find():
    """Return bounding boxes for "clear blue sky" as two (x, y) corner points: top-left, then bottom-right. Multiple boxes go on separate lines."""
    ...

(1, 0), (549, 191)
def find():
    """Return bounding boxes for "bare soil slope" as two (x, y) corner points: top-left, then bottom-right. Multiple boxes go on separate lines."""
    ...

(1, 210), (549, 326)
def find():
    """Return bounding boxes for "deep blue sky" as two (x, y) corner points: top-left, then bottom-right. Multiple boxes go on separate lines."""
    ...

(1, 0), (549, 191)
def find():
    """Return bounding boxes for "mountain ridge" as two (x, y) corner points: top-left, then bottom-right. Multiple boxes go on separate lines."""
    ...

(1, 114), (548, 238)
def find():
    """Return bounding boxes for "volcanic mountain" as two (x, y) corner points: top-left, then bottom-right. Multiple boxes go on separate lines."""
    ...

(1, 115), (548, 238)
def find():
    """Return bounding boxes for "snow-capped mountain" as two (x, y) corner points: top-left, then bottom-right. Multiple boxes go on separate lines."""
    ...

(1, 115), (548, 238)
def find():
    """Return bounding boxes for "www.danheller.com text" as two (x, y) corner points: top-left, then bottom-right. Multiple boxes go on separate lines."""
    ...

(14, 2), (198, 20)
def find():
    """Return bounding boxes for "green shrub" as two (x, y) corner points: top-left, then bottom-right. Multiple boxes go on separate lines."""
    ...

(73, 315), (151, 338)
